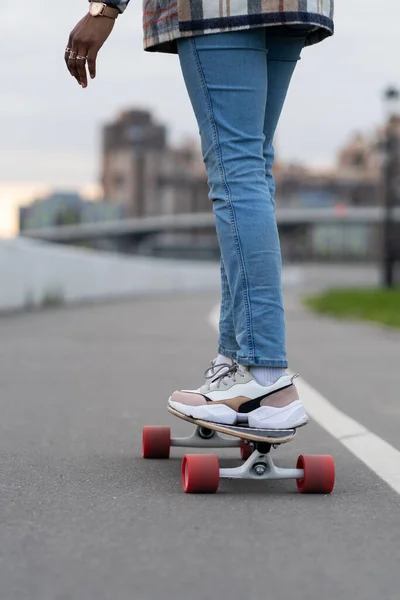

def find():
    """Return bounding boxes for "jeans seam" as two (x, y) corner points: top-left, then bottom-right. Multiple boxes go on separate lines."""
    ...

(219, 267), (235, 351)
(219, 259), (227, 325)
(236, 357), (288, 367)
(220, 261), (236, 346)
(190, 38), (255, 361)
(217, 345), (238, 360)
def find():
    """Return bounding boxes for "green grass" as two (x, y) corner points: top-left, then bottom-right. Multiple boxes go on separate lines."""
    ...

(303, 287), (400, 328)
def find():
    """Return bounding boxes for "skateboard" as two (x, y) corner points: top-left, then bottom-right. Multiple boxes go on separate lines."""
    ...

(142, 406), (335, 495)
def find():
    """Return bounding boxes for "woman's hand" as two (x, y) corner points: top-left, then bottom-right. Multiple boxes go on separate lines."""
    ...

(65, 14), (115, 88)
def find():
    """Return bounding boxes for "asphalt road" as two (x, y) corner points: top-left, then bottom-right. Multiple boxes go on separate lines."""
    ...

(1, 288), (399, 600)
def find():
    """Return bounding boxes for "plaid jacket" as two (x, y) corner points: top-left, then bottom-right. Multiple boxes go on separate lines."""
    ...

(102, 0), (334, 54)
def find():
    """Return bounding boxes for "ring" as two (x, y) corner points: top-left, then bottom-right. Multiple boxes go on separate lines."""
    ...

(69, 51), (77, 59)
(76, 56), (87, 61)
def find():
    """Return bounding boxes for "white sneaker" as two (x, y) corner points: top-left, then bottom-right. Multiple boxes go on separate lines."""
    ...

(168, 364), (308, 429)
(203, 357), (236, 384)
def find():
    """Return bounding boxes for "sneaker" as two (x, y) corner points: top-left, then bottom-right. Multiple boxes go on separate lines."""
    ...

(203, 357), (236, 383)
(168, 364), (308, 430)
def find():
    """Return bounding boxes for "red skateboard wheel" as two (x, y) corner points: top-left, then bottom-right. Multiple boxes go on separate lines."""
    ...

(182, 454), (220, 493)
(142, 426), (171, 459)
(296, 454), (335, 494)
(240, 440), (254, 460)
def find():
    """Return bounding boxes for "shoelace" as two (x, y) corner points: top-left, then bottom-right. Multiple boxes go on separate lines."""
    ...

(203, 362), (243, 389)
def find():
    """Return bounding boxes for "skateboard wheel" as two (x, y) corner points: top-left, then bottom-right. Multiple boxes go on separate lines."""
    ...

(142, 426), (171, 459)
(182, 454), (220, 494)
(296, 454), (335, 494)
(240, 440), (253, 460)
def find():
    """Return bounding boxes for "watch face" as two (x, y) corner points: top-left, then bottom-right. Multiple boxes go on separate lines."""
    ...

(90, 2), (104, 16)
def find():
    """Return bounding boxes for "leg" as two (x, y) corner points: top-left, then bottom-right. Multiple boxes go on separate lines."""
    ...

(248, 25), (311, 385)
(263, 26), (311, 197)
(178, 29), (284, 366)
(169, 27), (310, 427)
(218, 257), (239, 358)
(218, 27), (309, 365)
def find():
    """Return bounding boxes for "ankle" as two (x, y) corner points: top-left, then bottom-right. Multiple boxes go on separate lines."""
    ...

(250, 366), (286, 386)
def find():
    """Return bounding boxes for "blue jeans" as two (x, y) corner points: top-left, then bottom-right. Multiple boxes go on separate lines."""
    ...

(177, 26), (310, 367)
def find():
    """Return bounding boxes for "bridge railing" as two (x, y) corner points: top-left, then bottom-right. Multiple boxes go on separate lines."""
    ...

(19, 207), (400, 263)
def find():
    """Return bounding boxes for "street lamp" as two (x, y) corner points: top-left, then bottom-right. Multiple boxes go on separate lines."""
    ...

(384, 86), (400, 120)
(382, 86), (400, 288)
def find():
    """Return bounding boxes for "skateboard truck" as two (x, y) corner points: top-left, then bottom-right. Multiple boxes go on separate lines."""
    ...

(142, 420), (335, 495)
(219, 445), (304, 482)
(170, 424), (241, 449)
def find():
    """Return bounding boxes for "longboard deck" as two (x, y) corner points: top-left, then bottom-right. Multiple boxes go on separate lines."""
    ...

(168, 406), (297, 444)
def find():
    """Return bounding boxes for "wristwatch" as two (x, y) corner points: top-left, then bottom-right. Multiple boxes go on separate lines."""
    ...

(89, 2), (119, 18)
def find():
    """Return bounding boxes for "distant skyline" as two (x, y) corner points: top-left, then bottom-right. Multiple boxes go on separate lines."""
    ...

(0, 183), (101, 237)
(1, 0), (400, 235)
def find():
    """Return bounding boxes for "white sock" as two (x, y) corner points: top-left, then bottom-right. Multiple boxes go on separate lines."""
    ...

(250, 366), (286, 386)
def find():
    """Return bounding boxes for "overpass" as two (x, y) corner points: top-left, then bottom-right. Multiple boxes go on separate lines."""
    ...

(20, 206), (400, 244)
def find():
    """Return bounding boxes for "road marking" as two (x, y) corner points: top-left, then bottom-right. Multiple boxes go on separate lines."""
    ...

(209, 304), (400, 495)
(295, 376), (400, 495)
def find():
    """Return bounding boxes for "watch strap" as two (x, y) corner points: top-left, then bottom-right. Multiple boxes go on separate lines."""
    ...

(90, 2), (120, 18)
(101, 4), (120, 18)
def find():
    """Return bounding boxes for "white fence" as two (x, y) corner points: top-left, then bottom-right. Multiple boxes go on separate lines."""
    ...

(0, 238), (220, 312)
(0, 238), (380, 313)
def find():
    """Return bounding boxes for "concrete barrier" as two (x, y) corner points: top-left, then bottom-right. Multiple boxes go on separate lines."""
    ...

(0, 238), (220, 312)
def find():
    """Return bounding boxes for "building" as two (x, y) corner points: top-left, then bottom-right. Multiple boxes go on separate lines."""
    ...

(274, 131), (383, 208)
(102, 109), (167, 217)
(101, 109), (209, 217)
(19, 191), (126, 233)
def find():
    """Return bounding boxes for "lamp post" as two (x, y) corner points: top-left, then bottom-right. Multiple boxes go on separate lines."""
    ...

(382, 86), (400, 288)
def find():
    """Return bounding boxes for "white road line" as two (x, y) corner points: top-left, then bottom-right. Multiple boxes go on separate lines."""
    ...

(209, 304), (400, 495)
(295, 376), (400, 495)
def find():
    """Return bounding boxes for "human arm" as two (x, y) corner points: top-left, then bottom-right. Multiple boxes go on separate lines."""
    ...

(65, 2), (130, 89)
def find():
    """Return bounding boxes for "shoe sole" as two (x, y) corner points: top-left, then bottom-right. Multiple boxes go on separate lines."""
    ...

(168, 399), (309, 430)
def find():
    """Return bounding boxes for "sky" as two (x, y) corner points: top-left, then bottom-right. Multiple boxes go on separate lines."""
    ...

(1, 0), (400, 234)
